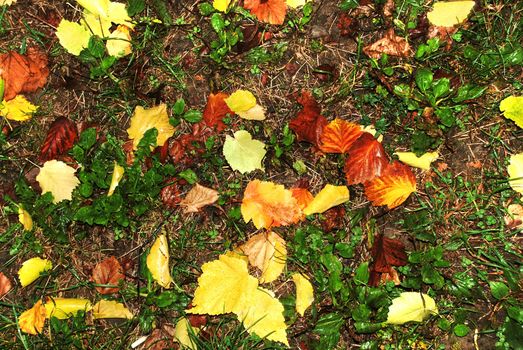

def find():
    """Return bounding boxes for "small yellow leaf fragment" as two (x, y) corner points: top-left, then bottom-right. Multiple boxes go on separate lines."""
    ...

(0, 0), (18, 6)
(76, 0), (109, 18)
(394, 151), (439, 171)
(127, 103), (175, 150)
(18, 300), (46, 335)
(180, 183), (219, 213)
(223, 130), (266, 174)
(237, 104), (266, 121)
(56, 19), (91, 56)
(174, 318), (199, 350)
(303, 184), (350, 215)
(0, 95), (38, 121)
(238, 232), (287, 283)
(106, 25), (132, 58)
(108, 162), (124, 196)
(507, 153), (523, 195)
(213, 0), (231, 12)
(500, 95), (523, 129)
(36, 160), (80, 203)
(427, 1), (475, 27)
(386, 292), (438, 325)
(360, 124), (384, 142)
(225, 90), (257, 113)
(146, 235), (173, 288)
(18, 257), (52, 287)
(44, 297), (92, 319)
(92, 300), (133, 319)
(292, 273), (314, 316)
(107, 2), (134, 27)
(18, 206), (33, 231)
(286, 0), (307, 8)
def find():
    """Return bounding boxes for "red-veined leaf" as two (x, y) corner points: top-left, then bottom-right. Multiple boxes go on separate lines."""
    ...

(39, 117), (78, 162)
(289, 91), (328, 147)
(320, 118), (363, 154)
(344, 132), (389, 185)
(364, 161), (416, 209)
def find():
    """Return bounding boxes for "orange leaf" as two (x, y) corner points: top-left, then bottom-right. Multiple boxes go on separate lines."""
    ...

(344, 133), (389, 185)
(291, 187), (314, 210)
(363, 29), (412, 59)
(203, 92), (232, 131)
(243, 0), (287, 25)
(19, 300), (46, 335)
(91, 256), (125, 295)
(364, 161), (416, 209)
(320, 119), (363, 153)
(179, 183), (219, 213)
(0, 272), (12, 298)
(289, 91), (328, 147)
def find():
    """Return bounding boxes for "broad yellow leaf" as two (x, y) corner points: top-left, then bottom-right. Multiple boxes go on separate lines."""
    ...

(127, 103), (175, 150)
(223, 130), (266, 174)
(213, 0), (231, 12)
(108, 162), (124, 196)
(0, 0), (17, 6)
(76, 0), (109, 18)
(106, 25), (132, 58)
(286, 0), (307, 9)
(225, 90), (257, 113)
(238, 232), (287, 283)
(17, 205), (33, 231)
(508, 153), (523, 195)
(236, 287), (288, 346)
(179, 183), (219, 213)
(237, 104), (266, 121)
(292, 273), (313, 316)
(303, 184), (350, 215)
(36, 160), (80, 203)
(18, 300), (46, 335)
(187, 254), (258, 315)
(500, 95), (523, 129)
(81, 11), (111, 37)
(394, 151), (439, 171)
(386, 292), (438, 324)
(45, 297), (92, 319)
(92, 300), (133, 319)
(146, 235), (173, 288)
(174, 318), (199, 350)
(107, 2), (133, 27)
(427, 1), (475, 27)
(56, 19), (91, 56)
(18, 257), (52, 287)
(0, 95), (38, 121)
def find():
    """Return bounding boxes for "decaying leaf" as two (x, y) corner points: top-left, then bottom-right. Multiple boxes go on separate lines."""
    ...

(39, 117), (78, 162)
(394, 151), (439, 171)
(292, 273), (314, 317)
(504, 204), (523, 230)
(108, 162), (125, 196)
(18, 300), (46, 335)
(364, 161), (416, 209)
(363, 29), (412, 59)
(18, 257), (52, 287)
(92, 300), (133, 319)
(386, 292), (438, 324)
(319, 119), (363, 154)
(238, 232), (287, 283)
(180, 183), (219, 213)
(146, 235), (173, 288)
(36, 160), (80, 203)
(243, 0), (287, 25)
(127, 104), (175, 150)
(174, 318), (199, 350)
(344, 133), (389, 185)
(0, 95), (38, 121)
(303, 184), (350, 215)
(500, 95), (523, 129)
(160, 178), (181, 208)
(507, 153), (523, 195)
(223, 130), (266, 174)
(203, 92), (232, 131)
(17, 205), (33, 231)
(289, 91), (328, 147)
(91, 256), (125, 294)
(106, 25), (132, 58)
(427, 1), (475, 27)
(0, 272), (12, 299)
(369, 233), (407, 287)
(44, 297), (92, 319)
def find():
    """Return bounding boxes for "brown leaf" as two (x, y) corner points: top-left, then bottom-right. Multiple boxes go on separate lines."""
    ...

(363, 29), (412, 59)
(142, 328), (176, 350)
(336, 13), (358, 37)
(180, 183), (219, 213)
(289, 91), (328, 147)
(160, 178), (182, 208)
(344, 133), (389, 185)
(368, 234), (407, 286)
(313, 64), (339, 83)
(236, 23), (272, 53)
(39, 117), (78, 162)
(321, 206), (346, 232)
(0, 272), (12, 298)
(202, 92), (232, 131)
(91, 256), (125, 294)
(428, 25), (458, 50)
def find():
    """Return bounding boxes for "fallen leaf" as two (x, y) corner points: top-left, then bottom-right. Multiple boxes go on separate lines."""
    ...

(142, 328), (176, 350)
(344, 133), (389, 185)
(17, 205), (33, 231)
(363, 29), (412, 59)
(237, 103), (266, 120)
(238, 232), (287, 283)
(427, 1), (475, 27)
(213, 0), (231, 12)
(507, 153), (523, 195)
(303, 184), (350, 215)
(81, 10), (112, 37)
(223, 130), (266, 174)
(291, 187), (314, 210)
(365, 161), (416, 209)
(0, 0), (17, 6)
(504, 204), (523, 230)
(0, 95), (38, 121)
(180, 183), (219, 213)
(36, 160), (80, 203)
(394, 151), (439, 171)
(203, 92), (232, 131)
(368, 233), (407, 287)
(39, 117), (78, 162)
(241, 180), (302, 229)
(92, 256), (125, 294)
(146, 235), (173, 288)
(55, 19), (92, 56)
(127, 104), (175, 150)
(286, 0), (306, 8)
(44, 297), (92, 319)
(76, 0), (110, 18)
(243, 0), (287, 25)
(225, 90), (257, 113)
(500, 95), (523, 129)
(174, 318), (199, 350)
(108, 162), (125, 196)
(0, 272), (12, 298)
(292, 273), (314, 316)
(321, 206), (346, 232)
(106, 25), (132, 58)
(289, 91), (328, 147)
(18, 257), (52, 287)
(18, 300), (46, 335)
(319, 119), (363, 154)
(92, 300), (133, 319)
(160, 178), (181, 208)
(386, 292), (438, 324)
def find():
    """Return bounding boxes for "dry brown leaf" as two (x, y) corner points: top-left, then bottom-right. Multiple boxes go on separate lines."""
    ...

(504, 204), (523, 230)
(363, 29), (412, 59)
(180, 183), (219, 213)
(0, 272), (12, 298)
(91, 256), (125, 294)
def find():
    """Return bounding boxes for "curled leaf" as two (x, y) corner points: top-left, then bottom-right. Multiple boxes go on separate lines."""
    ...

(92, 300), (133, 319)
(303, 184), (350, 215)
(146, 235), (173, 288)
(238, 232), (287, 283)
(292, 273), (314, 316)
(108, 162), (125, 196)
(386, 292), (438, 324)
(44, 297), (92, 319)
(394, 151), (439, 171)
(18, 205), (33, 231)
(36, 160), (80, 203)
(18, 257), (52, 287)
(18, 300), (46, 335)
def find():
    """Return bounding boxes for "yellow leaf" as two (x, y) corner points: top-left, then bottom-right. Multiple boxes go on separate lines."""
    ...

(180, 183), (219, 213)
(508, 153), (523, 195)
(386, 292), (438, 324)
(286, 0), (306, 8)
(76, 0), (109, 18)
(187, 254), (258, 315)
(106, 25), (132, 57)
(146, 235), (173, 288)
(500, 95), (523, 129)
(236, 287), (288, 346)
(108, 162), (124, 196)
(17, 205), (33, 231)
(127, 103), (175, 150)
(81, 11), (112, 38)
(237, 104), (266, 120)
(303, 184), (350, 215)
(213, 0), (231, 12)
(18, 300), (46, 335)
(107, 2), (133, 27)
(224, 90), (257, 113)
(18, 257), (52, 287)
(36, 160), (80, 203)
(223, 130), (266, 174)
(238, 232), (287, 283)
(174, 318), (199, 350)
(427, 1), (475, 27)
(45, 297), (92, 319)
(56, 19), (91, 56)
(92, 300), (133, 319)
(0, 0), (17, 6)
(394, 151), (439, 171)
(0, 95), (38, 121)
(292, 273), (313, 316)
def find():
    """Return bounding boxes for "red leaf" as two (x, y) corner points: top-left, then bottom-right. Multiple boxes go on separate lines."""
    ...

(344, 133), (389, 185)
(0, 272), (12, 298)
(368, 234), (407, 286)
(289, 91), (328, 147)
(364, 161), (416, 209)
(91, 256), (125, 294)
(160, 178), (182, 208)
(319, 118), (363, 154)
(202, 92), (232, 131)
(243, 0), (287, 25)
(321, 206), (346, 232)
(39, 117), (78, 162)
(188, 314), (207, 328)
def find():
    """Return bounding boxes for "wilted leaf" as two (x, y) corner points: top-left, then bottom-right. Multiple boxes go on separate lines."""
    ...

(223, 130), (266, 174)
(344, 133), (389, 185)
(363, 29), (412, 59)
(243, 0), (287, 25)
(18, 257), (52, 287)
(504, 203), (523, 230)
(55, 19), (92, 56)
(203, 92), (232, 131)
(225, 90), (257, 113)
(127, 104), (175, 150)
(241, 180), (302, 229)
(92, 300), (133, 319)
(394, 151), (439, 171)
(238, 232), (287, 283)
(39, 117), (78, 162)
(291, 187), (314, 210)
(365, 161), (416, 209)
(44, 297), (92, 319)
(18, 205), (33, 231)
(427, 1), (475, 27)
(303, 184), (350, 215)
(106, 25), (132, 57)
(180, 183), (219, 213)
(319, 119), (363, 154)
(108, 162), (124, 196)
(0, 272), (12, 298)
(368, 233), (407, 286)
(213, 0), (231, 12)
(146, 235), (173, 288)
(386, 292), (438, 324)
(508, 153), (523, 195)
(292, 273), (314, 316)
(500, 95), (523, 129)
(0, 95), (38, 121)
(18, 300), (46, 335)
(92, 256), (124, 294)
(174, 318), (199, 350)
(36, 160), (80, 203)
(289, 91), (328, 147)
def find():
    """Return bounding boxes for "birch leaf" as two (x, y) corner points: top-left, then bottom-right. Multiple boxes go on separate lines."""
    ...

(174, 318), (199, 350)
(223, 130), (266, 174)
(18, 257), (52, 287)
(224, 90), (257, 113)
(500, 95), (523, 129)
(36, 160), (80, 203)
(213, 0), (231, 12)
(507, 153), (523, 195)
(386, 292), (438, 324)
(146, 235), (173, 288)
(237, 104), (266, 120)
(106, 25), (132, 57)
(127, 104), (175, 150)
(0, 95), (38, 121)
(292, 273), (314, 316)
(303, 184), (350, 215)
(92, 300), (133, 319)
(55, 19), (91, 56)
(427, 1), (475, 27)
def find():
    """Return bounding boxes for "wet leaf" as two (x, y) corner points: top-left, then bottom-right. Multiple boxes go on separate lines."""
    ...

(0, 95), (38, 121)
(146, 235), (173, 288)
(39, 117), (78, 162)
(223, 130), (266, 174)
(319, 119), (363, 154)
(369, 234), (407, 287)
(363, 29), (412, 59)
(394, 151), (439, 171)
(18, 257), (52, 287)
(427, 1), (475, 27)
(303, 184), (350, 215)
(91, 256), (125, 294)
(0, 272), (12, 298)
(386, 292), (438, 324)
(202, 92), (232, 131)
(179, 183), (219, 213)
(292, 273), (314, 316)
(36, 160), (80, 203)
(344, 133), (389, 185)
(92, 300), (133, 319)
(364, 161), (416, 209)
(500, 95), (523, 129)
(289, 91), (328, 147)
(127, 104), (175, 150)
(507, 153), (523, 195)
(243, 0), (287, 25)
(19, 300), (46, 335)
(45, 297), (92, 319)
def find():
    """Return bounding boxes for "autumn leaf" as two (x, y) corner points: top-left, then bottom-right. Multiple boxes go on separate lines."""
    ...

(225, 90), (257, 112)
(386, 292), (438, 324)
(394, 151), (439, 171)
(364, 161), (416, 209)
(0, 272), (12, 299)
(500, 95), (523, 129)
(286, 0), (307, 8)
(18, 300), (46, 335)
(427, 1), (475, 27)
(289, 91), (328, 147)
(17, 205), (33, 231)
(180, 183), (219, 213)
(108, 162), (124, 196)
(507, 153), (523, 195)
(18, 257), (52, 287)
(213, 0), (231, 12)
(45, 297), (92, 319)
(223, 130), (266, 174)
(91, 256), (125, 294)
(106, 25), (132, 58)
(203, 92), (232, 131)
(292, 273), (314, 317)
(92, 300), (133, 319)
(76, 0), (110, 18)
(243, 0), (287, 25)
(146, 235), (173, 288)
(344, 133), (389, 185)
(55, 19), (92, 56)
(368, 233), (407, 287)
(363, 29), (412, 59)
(241, 180), (302, 229)
(321, 206), (346, 232)
(39, 117), (78, 162)
(0, 95), (38, 121)
(0, 0), (17, 6)
(291, 187), (314, 210)
(160, 178), (181, 208)
(319, 119), (363, 154)
(504, 204), (523, 230)
(81, 11), (112, 38)
(127, 104), (175, 150)
(303, 184), (350, 215)
(174, 318), (199, 350)
(36, 160), (80, 203)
